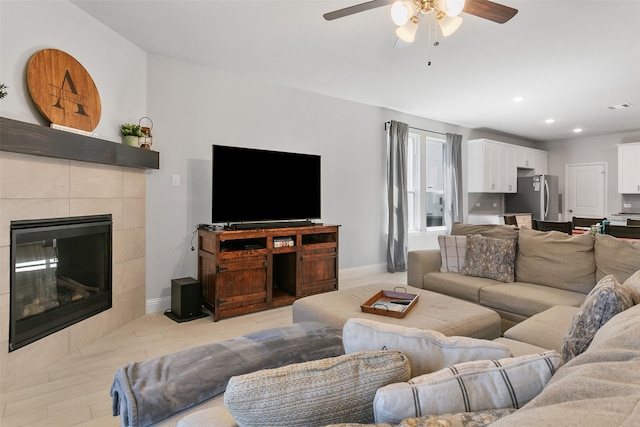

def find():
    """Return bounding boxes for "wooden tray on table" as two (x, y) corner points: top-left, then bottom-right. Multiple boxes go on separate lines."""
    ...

(360, 287), (419, 319)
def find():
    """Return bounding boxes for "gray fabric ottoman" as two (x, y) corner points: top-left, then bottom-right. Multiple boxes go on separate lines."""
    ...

(293, 283), (501, 339)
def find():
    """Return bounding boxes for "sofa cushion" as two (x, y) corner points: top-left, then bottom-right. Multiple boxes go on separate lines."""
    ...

(492, 338), (550, 357)
(373, 351), (562, 424)
(423, 272), (497, 303)
(594, 233), (640, 283)
(622, 270), (640, 305)
(490, 304), (640, 427)
(560, 275), (633, 362)
(224, 350), (410, 427)
(438, 235), (467, 273)
(342, 318), (511, 377)
(515, 227), (596, 293)
(461, 235), (517, 283)
(451, 222), (519, 240)
(502, 305), (579, 353)
(479, 282), (586, 319)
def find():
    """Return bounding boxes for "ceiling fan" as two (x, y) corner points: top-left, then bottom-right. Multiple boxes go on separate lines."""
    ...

(324, 0), (518, 42)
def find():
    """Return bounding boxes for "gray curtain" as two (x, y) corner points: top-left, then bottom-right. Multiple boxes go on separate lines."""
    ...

(444, 133), (463, 233)
(386, 120), (409, 272)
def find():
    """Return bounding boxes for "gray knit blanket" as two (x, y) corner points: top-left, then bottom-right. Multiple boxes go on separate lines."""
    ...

(110, 321), (344, 427)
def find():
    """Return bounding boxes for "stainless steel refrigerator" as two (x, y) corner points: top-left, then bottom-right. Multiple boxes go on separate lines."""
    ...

(505, 175), (560, 221)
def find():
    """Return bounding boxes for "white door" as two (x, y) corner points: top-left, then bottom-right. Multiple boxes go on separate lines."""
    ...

(565, 163), (607, 219)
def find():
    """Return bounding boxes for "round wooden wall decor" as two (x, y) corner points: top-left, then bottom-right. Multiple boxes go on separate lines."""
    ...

(27, 49), (102, 132)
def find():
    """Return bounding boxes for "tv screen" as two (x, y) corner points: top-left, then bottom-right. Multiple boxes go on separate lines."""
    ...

(212, 145), (321, 225)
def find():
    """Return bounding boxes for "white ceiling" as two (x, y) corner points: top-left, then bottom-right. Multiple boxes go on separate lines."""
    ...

(70, 0), (640, 142)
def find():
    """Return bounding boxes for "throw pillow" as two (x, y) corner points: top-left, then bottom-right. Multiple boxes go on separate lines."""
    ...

(373, 351), (562, 425)
(460, 234), (516, 283)
(623, 270), (640, 305)
(594, 233), (640, 283)
(560, 274), (634, 362)
(342, 318), (512, 377)
(328, 409), (516, 427)
(224, 350), (410, 427)
(438, 235), (467, 273)
(515, 227), (596, 293)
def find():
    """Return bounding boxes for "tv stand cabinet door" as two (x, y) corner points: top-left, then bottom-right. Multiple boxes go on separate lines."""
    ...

(213, 254), (270, 321)
(298, 247), (338, 297)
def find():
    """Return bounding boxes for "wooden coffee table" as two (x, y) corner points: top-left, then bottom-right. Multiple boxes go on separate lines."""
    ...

(292, 283), (501, 339)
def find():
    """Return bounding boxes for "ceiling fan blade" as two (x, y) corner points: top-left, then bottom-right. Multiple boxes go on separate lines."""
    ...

(323, 0), (395, 21)
(463, 0), (518, 24)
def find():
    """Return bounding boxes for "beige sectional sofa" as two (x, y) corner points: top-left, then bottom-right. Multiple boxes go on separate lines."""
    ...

(174, 223), (640, 427)
(408, 223), (640, 330)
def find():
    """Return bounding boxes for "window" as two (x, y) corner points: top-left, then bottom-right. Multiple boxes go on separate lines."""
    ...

(407, 132), (446, 232)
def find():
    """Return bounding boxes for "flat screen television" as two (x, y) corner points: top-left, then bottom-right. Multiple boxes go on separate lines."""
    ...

(212, 145), (321, 226)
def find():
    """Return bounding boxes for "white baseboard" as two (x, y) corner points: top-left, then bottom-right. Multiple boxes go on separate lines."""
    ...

(146, 296), (171, 314)
(339, 263), (387, 279)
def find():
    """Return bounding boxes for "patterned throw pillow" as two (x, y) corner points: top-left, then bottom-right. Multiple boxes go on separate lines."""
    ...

(373, 351), (562, 425)
(622, 270), (640, 305)
(224, 350), (410, 427)
(438, 235), (467, 273)
(561, 275), (634, 362)
(460, 235), (517, 282)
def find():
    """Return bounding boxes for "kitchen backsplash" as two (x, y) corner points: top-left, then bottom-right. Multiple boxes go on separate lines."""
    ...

(621, 194), (640, 214)
(468, 193), (503, 214)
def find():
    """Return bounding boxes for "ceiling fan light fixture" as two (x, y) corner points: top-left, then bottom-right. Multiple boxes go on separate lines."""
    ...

(440, 0), (466, 17)
(437, 13), (463, 37)
(391, 0), (415, 26)
(396, 16), (420, 43)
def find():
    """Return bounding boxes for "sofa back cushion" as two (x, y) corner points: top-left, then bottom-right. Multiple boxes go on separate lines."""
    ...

(515, 228), (595, 293)
(594, 233), (640, 283)
(451, 223), (518, 240)
(342, 318), (511, 377)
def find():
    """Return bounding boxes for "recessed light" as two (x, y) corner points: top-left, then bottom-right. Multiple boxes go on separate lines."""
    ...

(513, 96), (526, 102)
(573, 128), (583, 133)
(545, 118), (555, 124)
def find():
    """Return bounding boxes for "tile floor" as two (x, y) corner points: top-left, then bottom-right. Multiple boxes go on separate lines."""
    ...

(0, 271), (406, 426)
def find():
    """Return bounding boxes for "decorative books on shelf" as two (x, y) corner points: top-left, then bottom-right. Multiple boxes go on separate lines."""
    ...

(273, 237), (295, 248)
(360, 287), (419, 319)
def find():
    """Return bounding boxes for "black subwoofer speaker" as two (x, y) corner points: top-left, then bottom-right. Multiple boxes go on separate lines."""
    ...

(165, 277), (207, 322)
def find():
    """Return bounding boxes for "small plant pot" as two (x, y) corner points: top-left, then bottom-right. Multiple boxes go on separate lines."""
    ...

(123, 135), (139, 147)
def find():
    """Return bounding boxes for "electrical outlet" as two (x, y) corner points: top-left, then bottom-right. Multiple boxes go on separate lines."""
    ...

(624, 203), (632, 208)
(493, 203), (497, 208)
(476, 202), (481, 208)
(172, 175), (181, 187)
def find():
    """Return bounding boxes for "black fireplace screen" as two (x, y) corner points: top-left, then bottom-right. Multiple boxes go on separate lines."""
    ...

(10, 214), (112, 351)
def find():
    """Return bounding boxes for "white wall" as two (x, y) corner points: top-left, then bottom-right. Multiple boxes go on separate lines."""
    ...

(0, 1), (147, 138)
(143, 55), (473, 303)
(542, 131), (640, 218)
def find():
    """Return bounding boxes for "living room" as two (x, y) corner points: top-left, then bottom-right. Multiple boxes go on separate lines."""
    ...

(1, 0), (640, 425)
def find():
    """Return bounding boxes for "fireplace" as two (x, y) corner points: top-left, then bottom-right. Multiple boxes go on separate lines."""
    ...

(9, 214), (112, 351)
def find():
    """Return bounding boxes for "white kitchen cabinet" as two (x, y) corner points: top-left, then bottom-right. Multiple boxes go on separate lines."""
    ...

(516, 146), (548, 175)
(618, 143), (640, 194)
(468, 139), (517, 193)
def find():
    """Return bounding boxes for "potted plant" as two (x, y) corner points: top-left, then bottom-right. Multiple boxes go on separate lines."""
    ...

(120, 123), (143, 146)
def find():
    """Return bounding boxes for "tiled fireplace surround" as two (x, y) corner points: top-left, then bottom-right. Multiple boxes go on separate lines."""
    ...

(0, 150), (147, 389)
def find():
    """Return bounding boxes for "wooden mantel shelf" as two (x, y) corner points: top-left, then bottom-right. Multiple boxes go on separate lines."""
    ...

(0, 117), (159, 169)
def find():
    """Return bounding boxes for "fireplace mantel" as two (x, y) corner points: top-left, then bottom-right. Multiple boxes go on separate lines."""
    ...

(0, 116), (159, 169)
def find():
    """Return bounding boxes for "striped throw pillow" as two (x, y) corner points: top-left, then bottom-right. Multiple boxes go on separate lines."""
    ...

(373, 351), (562, 425)
(438, 235), (467, 273)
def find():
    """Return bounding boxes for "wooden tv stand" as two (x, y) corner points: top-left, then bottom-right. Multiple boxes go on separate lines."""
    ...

(198, 224), (339, 321)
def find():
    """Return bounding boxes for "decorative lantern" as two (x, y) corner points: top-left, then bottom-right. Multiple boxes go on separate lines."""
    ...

(138, 117), (153, 150)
